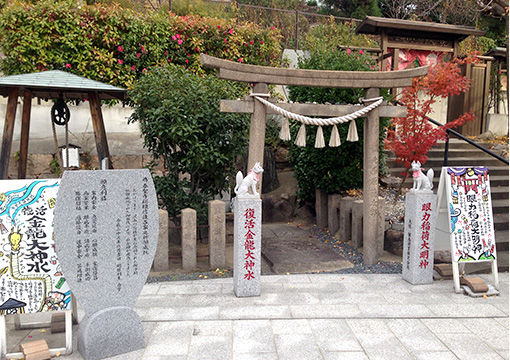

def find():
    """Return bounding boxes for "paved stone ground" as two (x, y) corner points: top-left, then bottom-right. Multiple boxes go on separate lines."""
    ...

(3, 272), (508, 360)
(262, 224), (353, 274)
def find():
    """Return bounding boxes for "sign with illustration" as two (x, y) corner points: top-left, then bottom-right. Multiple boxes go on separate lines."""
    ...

(436, 166), (499, 293)
(442, 167), (496, 262)
(0, 180), (71, 314)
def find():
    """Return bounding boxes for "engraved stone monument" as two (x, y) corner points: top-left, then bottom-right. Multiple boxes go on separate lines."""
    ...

(53, 169), (159, 360)
(233, 163), (263, 297)
(402, 191), (437, 285)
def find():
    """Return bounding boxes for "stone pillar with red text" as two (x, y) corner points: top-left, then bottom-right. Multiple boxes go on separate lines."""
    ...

(402, 192), (437, 284)
(233, 197), (262, 297)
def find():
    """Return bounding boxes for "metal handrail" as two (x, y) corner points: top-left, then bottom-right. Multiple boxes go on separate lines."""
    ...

(425, 117), (509, 166)
(394, 100), (509, 166)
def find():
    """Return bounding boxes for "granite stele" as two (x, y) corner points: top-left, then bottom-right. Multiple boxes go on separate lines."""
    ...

(53, 169), (159, 360)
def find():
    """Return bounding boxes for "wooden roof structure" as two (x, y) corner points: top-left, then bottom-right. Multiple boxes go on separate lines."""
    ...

(356, 16), (486, 70)
(0, 71), (126, 179)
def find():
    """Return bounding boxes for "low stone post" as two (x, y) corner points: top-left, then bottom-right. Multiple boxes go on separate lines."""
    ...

(402, 191), (437, 284)
(339, 197), (354, 242)
(153, 209), (170, 271)
(209, 200), (226, 268)
(328, 194), (342, 234)
(181, 208), (197, 271)
(233, 197), (262, 297)
(351, 200), (364, 249)
(315, 189), (328, 229)
(377, 197), (385, 257)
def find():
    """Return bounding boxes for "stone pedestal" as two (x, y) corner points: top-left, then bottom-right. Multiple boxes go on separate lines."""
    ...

(351, 200), (364, 249)
(402, 191), (437, 285)
(233, 196), (262, 297)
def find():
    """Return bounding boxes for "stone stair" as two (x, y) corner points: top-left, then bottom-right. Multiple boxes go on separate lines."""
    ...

(385, 139), (509, 272)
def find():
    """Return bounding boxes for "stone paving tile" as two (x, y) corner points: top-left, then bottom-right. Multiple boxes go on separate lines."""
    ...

(427, 304), (507, 317)
(270, 319), (312, 334)
(492, 302), (510, 315)
(323, 351), (369, 360)
(307, 273), (370, 283)
(309, 319), (363, 352)
(143, 322), (193, 357)
(358, 304), (436, 318)
(192, 320), (232, 337)
(346, 319), (414, 359)
(341, 281), (413, 293)
(142, 356), (186, 360)
(135, 294), (189, 307)
(262, 274), (313, 283)
(290, 304), (362, 318)
(386, 319), (448, 353)
(436, 333), (507, 360)
(459, 318), (510, 351)
(411, 351), (460, 360)
(187, 335), (232, 360)
(273, 333), (323, 360)
(186, 293), (255, 307)
(144, 306), (220, 321)
(253, 291), (321, 305)
(220, 305), (291, 320)
(319, 291), (387, 305)
(233, 320), (276, 355)
(140, 283), (161, 295)
(494, 316), (510, 329)
(278, 281), (348, 294)
(420, 318), (471, 334)
(157, 283), (222, 295)
(232, 353), (277, 360)
(381, 291), (453, 304)
(352, 333), (413, 360)
(222, 283), (284, 295)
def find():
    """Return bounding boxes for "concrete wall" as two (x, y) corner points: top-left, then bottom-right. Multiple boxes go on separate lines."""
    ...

(0, 97), (148, 156)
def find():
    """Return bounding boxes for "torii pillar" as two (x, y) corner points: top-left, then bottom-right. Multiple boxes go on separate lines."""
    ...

(200, 54), (429, 264)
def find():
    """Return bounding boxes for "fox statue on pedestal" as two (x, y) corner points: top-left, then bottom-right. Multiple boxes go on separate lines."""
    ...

(234, 162), (264, 198)
(410, 160), (434, 192)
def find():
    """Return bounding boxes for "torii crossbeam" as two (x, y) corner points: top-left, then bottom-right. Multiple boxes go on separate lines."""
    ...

(201, 54), (429, 264)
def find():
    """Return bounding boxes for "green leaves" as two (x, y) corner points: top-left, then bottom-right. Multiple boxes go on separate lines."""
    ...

(129, 66), (250, 222)
(0, 0), (282, 88)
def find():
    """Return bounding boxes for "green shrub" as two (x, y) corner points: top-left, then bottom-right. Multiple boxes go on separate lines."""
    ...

(287, 48), (389, 204)
(0, 0), (282, 88)
(128, 66), (250, 222)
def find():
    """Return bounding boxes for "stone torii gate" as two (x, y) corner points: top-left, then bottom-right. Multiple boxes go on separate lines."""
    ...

(201, 54), (428, 264)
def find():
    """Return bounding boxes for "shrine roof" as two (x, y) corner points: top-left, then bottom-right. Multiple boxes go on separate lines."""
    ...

(356, 16), (485, 42)
(0, 70), (126, 100)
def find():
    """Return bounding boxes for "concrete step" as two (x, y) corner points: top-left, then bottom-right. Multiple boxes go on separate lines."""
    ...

(387, 165), (510, 177)
(494, 213), (509, 231)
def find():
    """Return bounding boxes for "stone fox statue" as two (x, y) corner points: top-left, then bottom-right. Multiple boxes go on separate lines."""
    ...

(410, 160), (434, 192)
(234, 162), (264, 197)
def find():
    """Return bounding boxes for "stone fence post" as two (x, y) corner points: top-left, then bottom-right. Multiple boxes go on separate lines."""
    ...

(182, 208), (197, 271)
(152, 209), (170, 272)
(209, 200), (226, 268)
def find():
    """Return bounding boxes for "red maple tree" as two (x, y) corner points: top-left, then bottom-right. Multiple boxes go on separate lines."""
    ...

(385, 57), (476, 187)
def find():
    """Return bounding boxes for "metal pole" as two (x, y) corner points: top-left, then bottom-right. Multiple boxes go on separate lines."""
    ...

(295, 10), (298, 50)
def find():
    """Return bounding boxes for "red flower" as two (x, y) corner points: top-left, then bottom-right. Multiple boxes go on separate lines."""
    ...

(136, 53), (141, 58)
(260, 40), (264, 44)
(65, 63), (71, 68)
(118, 59), (123, 64)
(131, 65), (135, 71)
(249, 40), (253, 45)
(118, 45), (123, 52)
